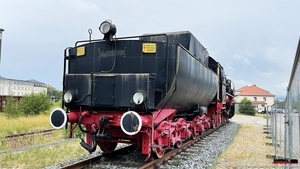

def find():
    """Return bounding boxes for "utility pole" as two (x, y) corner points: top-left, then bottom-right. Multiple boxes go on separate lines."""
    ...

(0, 28), (4, 64)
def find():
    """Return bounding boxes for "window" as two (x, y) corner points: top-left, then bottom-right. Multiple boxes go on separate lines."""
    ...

(263, 97), (266, 101)
(254, 97), (257, 101)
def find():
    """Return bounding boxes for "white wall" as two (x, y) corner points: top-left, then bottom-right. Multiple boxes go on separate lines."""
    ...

(0, 78), (47, 96)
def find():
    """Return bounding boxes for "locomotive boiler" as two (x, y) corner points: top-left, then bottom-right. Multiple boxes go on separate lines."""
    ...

(50, 20), (235, 161)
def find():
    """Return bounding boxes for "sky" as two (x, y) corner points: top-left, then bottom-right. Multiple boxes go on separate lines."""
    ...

(0, 0), (299, 98)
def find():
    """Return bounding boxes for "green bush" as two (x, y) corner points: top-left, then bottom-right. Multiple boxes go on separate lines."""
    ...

(3, 96), (21, 118)
(239, 97), (256, 116)
(18, 93), (52, 116)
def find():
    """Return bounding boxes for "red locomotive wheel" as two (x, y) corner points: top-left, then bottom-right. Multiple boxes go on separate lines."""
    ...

(191, 134), (196, 140)
(153, 147), (165, 159)
(212, 124), (216, 129)
(190, 130), (196, 140)
(174, 141), (182, 148)
(98, 141), (117, 153)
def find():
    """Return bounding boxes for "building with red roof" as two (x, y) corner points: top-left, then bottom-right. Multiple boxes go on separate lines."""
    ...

(235, 85), (275, 113)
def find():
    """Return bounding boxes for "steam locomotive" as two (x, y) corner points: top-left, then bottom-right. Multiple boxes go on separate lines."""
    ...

(50, 20), (235, 161)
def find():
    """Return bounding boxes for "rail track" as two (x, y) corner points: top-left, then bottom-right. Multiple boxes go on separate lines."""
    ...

(4, 128), (56, 139)
(60, 145), (137, 169)
(58, 122), (227, 169)
(0, 128), (59, 154)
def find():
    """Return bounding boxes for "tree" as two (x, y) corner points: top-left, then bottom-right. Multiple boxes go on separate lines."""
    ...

(239, 97), (256, 116)
(47, 87), (62, 102)
(276, 100), (285, 109)
(3, 96), (20, 118)
(19, 93), (51, 116)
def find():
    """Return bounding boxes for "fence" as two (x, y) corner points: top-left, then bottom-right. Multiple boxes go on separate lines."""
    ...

(268, 38), (300, 166)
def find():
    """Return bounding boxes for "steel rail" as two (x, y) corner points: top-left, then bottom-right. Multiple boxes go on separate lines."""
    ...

(4, 129), (56, 139)
(60, 145), (137, 169)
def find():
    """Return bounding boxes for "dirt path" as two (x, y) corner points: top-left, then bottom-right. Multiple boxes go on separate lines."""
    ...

(231, 113), (267, 126)
(214, 114), (280, 168)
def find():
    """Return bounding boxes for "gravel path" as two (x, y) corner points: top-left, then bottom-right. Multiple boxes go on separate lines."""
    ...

(231, 113), (267, 126)
(215, 114), (299, 169)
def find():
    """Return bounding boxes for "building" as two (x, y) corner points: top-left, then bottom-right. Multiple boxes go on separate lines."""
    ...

(235, 85), (275, 113)
(0, 76), (47, 111)
(0, 76), (47, 96)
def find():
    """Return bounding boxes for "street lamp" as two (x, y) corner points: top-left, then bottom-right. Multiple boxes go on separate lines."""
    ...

(0, 28), (4, 64)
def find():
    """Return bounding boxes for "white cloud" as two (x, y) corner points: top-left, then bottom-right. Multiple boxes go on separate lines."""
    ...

(232, 54), (256, 68)
(260, 71), (275, 77)
(276, 81), (288, 89)
(227, 65), (235, 72)
(230, 78), (252, 90)
(63, 0), (98, 12)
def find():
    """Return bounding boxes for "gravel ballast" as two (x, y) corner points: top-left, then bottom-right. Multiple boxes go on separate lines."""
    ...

(159, 121), (239, 169)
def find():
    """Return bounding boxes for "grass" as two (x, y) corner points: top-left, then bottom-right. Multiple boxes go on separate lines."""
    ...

(0, 102), (62, 136)
(0, 140), (89, 168)
(0, 102), (92, 169)
(0, 113), (52, 136)
(0, 130), (65, 151)
(0, 102), (66, 151)
(214, 123), (277, 168)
